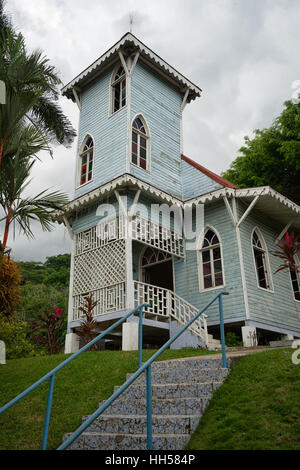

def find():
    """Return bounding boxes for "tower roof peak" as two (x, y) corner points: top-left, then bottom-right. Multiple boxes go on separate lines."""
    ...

(62, 32), (202, 103)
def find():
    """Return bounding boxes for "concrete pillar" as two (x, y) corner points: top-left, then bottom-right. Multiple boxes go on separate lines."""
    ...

(242, 326), (257, 347)
(122, 322), (139, 351)
(65, 332), (80, 354)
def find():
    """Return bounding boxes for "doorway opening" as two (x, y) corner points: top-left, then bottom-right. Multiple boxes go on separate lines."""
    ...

(140, 246), (173, 291)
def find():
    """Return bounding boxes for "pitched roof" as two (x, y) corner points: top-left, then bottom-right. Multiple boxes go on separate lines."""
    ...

(181, 154), (238, 189)
(61, 32), (202, 102)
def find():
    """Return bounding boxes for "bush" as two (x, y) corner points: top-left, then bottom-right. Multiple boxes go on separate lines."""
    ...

(0, 315), (36, 359)
(0, 255), (21, 318)
(225, 331), (242, 347)
(30, 306), (66, 355)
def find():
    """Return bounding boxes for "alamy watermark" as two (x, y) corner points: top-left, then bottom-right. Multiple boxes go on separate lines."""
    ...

(95, 195), (205, 251)
(291, 340), (300, 365)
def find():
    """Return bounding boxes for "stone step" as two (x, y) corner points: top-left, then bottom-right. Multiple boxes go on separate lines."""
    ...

(143, 357), (228, 371)
(113, 381), (221, 399)
(129, 367), (229, 384)
(82, 414), (201, 435)
(64, 432), (190, 450)
(98, 397), (209, 415)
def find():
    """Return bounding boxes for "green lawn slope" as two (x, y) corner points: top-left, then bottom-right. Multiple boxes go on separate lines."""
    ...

(0, 348), (215, 450)
(188, 349), (300, 450)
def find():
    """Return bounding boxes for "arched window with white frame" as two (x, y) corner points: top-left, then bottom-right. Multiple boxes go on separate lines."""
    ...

(199, 228), (224, 290)
(290, 253), (300, 301)
(131, 115), (149, 170)
(79, 135), (94, 186)
(252, 228), (272, 290)
(111, 65), (126, 113)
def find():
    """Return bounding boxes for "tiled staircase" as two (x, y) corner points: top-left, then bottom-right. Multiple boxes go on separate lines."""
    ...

(64, 356), (230, 450)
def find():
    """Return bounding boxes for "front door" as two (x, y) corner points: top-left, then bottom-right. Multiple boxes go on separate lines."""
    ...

(140, 247), (173, 290)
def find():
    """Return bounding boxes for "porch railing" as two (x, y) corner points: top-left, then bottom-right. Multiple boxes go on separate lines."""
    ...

(134, 281), (208, 345)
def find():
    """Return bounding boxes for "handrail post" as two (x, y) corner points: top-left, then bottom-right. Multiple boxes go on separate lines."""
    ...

(41, 374), (55, 450)
(138, 305), (143, 368)
(146, 365), (152, 450)
(218, 294), (227, 368)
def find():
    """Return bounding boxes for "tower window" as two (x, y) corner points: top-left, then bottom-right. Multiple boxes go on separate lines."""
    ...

(79, 136), (94, 185)
(199, 228), (224, 290)
(131, 116), (148, 170)
(252, 229), (272, 290)
(111, 65), (126, 113)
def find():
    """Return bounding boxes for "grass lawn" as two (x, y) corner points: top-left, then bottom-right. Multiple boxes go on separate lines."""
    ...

(0, 348), (216, 450)
(188, 349), (300, 450)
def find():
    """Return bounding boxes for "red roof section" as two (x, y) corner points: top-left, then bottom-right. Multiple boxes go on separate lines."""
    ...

(181, 154), (238, 189)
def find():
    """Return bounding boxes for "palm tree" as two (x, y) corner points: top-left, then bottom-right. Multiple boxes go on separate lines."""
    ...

(0, 1), (76, 168)
(0, 131), (68, 249)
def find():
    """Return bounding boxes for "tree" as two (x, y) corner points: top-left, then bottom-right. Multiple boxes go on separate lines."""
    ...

(0, 151), (68, 249)
(0, 1), (76, 169)
(222, 100), (300, 204)
(0, 254), (21, 318)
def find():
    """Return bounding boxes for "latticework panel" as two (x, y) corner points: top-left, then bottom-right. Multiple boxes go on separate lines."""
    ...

(73, 239), (126, 295)
(73, 283), (126, 321)
(75, 218), (123, 255)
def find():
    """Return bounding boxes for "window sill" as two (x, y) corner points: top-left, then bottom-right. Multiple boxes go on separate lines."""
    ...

(256, 285), (274, 294)
(108, 104), (127, 118)
(75, 178), (94, 190)
(130, 162), (151, 174)
(199, 284), (225, 293)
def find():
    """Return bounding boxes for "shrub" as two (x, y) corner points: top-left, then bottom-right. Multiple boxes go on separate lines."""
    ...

(0, 255), (21, 318)
(30, 306), (66, 355)
(75, 294), (99, 349)
(0, 315), (36, 359)
(225, 331), (242, 347)
(17, 283), (69, 322)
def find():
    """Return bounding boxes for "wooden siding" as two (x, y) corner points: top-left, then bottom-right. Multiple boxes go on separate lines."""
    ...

(174, 200), (246, 324)
(130, 61), (182, 198)
(181, 159), (223, 200)
(74, 65), (127, 199)
(237, 200), (300, 334)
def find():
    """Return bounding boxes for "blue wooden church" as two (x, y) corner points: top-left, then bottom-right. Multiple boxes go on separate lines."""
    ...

(56, 33), (300, 353)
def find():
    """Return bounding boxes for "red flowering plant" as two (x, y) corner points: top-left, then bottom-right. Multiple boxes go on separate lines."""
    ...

(75, 294), (99, 350)
(270, 232), (300, 274)
(31, 306), (65, 355)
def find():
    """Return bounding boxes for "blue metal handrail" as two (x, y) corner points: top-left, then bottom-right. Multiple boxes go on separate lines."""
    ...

(0, 303), (150, 450)
(58, 290), (229, 451)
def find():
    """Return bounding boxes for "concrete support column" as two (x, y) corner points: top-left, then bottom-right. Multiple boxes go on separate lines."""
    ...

(242, 325), (257, 347)
(65, 332), (80, 354)
(122, 322), (138, 351)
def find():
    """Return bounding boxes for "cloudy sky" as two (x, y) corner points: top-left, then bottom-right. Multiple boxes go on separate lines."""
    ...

(3, 0), (300, 261)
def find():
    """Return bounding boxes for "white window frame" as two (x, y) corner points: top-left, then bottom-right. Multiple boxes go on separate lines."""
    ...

(131, 114), (150, 172)
(76, 134), (94, 188)
(289, 253), (300, 303)
(251, 227), (274, 292)
(110, 63), (127, 115)
(197, 226), (225, 292)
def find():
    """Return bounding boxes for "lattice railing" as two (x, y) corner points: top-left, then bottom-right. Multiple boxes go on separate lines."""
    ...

(72, 282), (126, 321)
(133, 281), (208, 344)
(129, 215), (184, 258)
(75, 215), (184, 258)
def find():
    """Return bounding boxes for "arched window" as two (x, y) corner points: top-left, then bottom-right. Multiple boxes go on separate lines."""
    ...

(79, 136), (94, 186)
(111, 65), (126, 113)
(131, 116), (149, 170)
(290, 254), (300, 301)
(141, 247), (171, 267)
(199, 228), (224, 290)
(252, 229), (272, 290)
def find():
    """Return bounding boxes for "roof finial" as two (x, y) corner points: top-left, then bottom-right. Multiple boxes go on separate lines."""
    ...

(129, 13), (133, 33)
